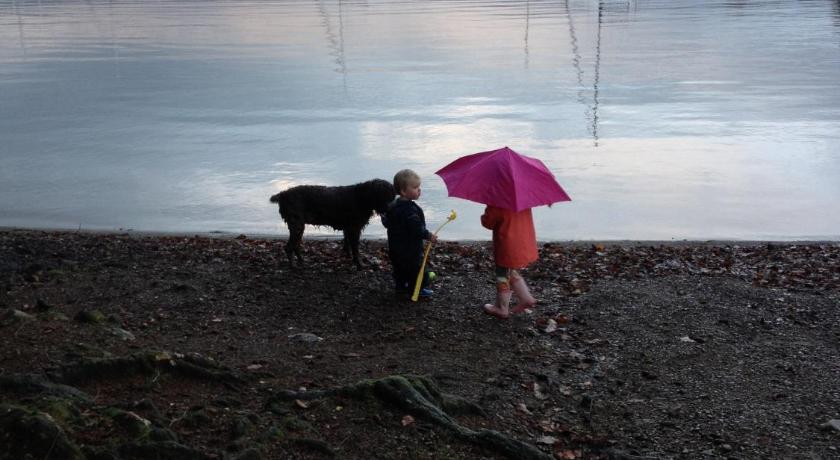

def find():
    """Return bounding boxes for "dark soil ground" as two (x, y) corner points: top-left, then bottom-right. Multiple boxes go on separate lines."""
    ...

(1, 229), (839, 459)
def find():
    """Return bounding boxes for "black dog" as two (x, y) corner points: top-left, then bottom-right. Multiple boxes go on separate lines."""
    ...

(269, 179), (395, 267)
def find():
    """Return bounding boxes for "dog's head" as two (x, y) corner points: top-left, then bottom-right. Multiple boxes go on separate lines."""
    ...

(360, 179), (396, 214)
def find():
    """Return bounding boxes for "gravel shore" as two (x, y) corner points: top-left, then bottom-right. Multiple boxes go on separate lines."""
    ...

(1, 229), (839, 459)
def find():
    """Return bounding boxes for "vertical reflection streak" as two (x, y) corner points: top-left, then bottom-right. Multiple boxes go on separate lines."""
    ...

(592, 1), (603, 146)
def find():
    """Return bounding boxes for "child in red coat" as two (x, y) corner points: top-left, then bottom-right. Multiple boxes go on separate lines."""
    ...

(480, 205), (538, 319)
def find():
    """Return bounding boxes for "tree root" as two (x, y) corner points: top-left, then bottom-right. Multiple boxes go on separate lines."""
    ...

(0, 404), (84, 460)
(290, 437), (336, 457)
(54, 351), (243, 387)
(271, 374), (552, 460)
(117, 440), (216, 460)
(0, 373), (91, 402)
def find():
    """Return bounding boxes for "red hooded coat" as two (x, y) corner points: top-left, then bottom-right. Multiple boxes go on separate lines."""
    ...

(480, 206), (538, 269)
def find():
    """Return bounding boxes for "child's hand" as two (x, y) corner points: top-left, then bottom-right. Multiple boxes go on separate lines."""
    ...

(430, 234), (438, 243)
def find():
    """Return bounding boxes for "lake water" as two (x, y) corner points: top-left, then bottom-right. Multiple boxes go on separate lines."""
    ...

(2, 0), (840, 241)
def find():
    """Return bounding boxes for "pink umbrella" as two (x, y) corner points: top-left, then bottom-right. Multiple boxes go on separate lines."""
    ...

(435, 146), (571, 212)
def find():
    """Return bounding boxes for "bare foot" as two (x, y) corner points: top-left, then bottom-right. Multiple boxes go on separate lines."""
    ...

(483, 304), (510, 319)
(510, 300), (536, 315)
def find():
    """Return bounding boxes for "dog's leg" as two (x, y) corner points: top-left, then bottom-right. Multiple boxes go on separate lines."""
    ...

(344, 227), (363, 268)
(287, 222), (305, 266)
(342, 236), (351, 258)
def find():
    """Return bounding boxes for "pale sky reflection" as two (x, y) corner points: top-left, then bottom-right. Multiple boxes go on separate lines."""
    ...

(3, 1), (839, 240)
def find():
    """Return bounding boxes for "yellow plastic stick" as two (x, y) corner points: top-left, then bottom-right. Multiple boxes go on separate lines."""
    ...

(411, 210), (457, 301)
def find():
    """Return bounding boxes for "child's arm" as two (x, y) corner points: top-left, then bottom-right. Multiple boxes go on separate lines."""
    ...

(417, 216), (437, 242)
(480, 206), (498, 230)
(406, 210), (432, 241)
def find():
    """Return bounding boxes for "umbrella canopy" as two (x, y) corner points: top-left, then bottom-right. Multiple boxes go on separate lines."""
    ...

(435, 146), (571, 212)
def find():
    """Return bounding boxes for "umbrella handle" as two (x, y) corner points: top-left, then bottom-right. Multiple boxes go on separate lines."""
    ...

(411, 211), (456, 302)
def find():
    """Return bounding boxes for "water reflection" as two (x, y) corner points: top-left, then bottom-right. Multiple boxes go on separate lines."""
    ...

(318, 0), (347, 91)
(832, 0), (840, 30)
(591, 1), (602, 146)
(564, 0), (585, 138)
(523, 0), (529, 68)
(1, 0), (839, 240)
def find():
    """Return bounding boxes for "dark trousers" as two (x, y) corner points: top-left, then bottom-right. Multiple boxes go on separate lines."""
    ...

(393, 263), (430, 292)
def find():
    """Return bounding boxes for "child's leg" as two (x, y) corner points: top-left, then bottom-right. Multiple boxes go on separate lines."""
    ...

(396, 263), (433, 298)
(408, 268), (434, 298)
(411, 262), (434, 288)
(392, 264), (410, 293)
(510, 269), (536, 314)
(483, 266), (512, 319)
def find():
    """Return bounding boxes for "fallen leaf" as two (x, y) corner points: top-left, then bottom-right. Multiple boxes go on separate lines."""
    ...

(557, 449), (578, 459)
(401, 415), (415, 426)
(294, 399), (309, 409)
(537, 435), (557, 445)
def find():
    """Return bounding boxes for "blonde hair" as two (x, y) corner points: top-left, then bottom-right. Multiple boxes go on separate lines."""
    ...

(393, 169), (420, 194)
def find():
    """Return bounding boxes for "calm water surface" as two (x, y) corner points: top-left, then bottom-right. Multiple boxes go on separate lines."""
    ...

(2, 0), (840, 240)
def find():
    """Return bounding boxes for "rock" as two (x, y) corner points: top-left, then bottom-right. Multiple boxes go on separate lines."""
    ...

(288, 333), (323, 343)
(74, 309), (106, 324)
(35, 298), (54, 311)
(169, 282), (198, 293)
(38, 309), (69, 321)
(655, 259), (685, 270)
(108, 326), (136, 341)
(822, 419), (840, 432)
(0, 308), (35, 325)
(111, 409), (152, 439)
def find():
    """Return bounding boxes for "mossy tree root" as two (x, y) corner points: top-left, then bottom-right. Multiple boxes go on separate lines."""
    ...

(0, 373), (224, 460)
(0, 404), (84, 460)
(54, 351), (243, 387)
(117, 440), (216, 460)
(271, 375), (552, 460)
(0, 373), (92, 402)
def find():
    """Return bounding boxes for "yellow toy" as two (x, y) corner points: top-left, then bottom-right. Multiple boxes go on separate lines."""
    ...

(411, 210), (457, 301)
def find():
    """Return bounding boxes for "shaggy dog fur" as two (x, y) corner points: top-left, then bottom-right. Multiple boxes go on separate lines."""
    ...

(269, 179), (395, 267)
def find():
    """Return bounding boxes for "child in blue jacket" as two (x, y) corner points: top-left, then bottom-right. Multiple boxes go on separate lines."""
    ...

(382, 169), (437, 298)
